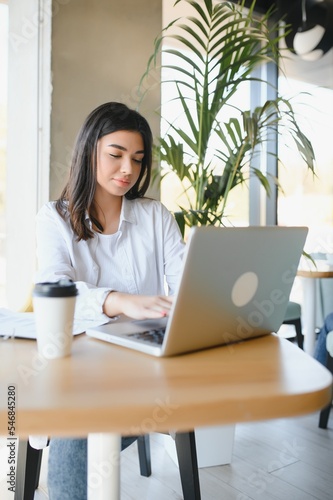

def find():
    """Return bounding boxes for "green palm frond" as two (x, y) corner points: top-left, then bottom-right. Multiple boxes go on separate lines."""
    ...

(139, 0), (315, 236)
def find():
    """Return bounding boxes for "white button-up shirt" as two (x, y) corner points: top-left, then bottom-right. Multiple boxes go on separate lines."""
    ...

(35, 197), (185, 321)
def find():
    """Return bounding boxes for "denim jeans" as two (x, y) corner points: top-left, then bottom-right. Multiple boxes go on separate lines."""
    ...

(48, 436), (137, 500)
(314, 312), (333, 365)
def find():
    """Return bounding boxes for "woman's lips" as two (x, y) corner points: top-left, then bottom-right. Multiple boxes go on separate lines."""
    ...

(113, 178), (130, 186)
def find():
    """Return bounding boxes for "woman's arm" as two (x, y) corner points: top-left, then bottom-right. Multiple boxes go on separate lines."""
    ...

(35, 203), (112, 322)
(103, 292), (174, 319)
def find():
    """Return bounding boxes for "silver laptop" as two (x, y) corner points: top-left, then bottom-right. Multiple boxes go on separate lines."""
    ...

(86, 226), (308, 357)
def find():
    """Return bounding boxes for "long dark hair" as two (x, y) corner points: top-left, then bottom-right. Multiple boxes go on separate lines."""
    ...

(56, 102), (153, 240)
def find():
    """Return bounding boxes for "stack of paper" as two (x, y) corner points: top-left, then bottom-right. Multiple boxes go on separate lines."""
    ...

(0, 308), (108, 340)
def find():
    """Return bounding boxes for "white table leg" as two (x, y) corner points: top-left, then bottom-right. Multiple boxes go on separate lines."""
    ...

(87, 433), (121, 500)
(300, 277), (317, 355)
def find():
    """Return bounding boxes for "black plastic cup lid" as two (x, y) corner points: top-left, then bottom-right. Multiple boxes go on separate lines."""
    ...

(33, 279), (78, 297)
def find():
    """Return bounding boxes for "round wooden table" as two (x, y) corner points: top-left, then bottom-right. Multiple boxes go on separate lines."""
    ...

(297, 267), (333, 355)
(0, 334), (332, 499)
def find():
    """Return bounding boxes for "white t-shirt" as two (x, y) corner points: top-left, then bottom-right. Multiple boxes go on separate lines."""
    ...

(35, 197), (185, 322)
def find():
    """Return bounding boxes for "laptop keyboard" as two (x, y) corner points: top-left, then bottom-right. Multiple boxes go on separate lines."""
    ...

(128, 328), (166, 345)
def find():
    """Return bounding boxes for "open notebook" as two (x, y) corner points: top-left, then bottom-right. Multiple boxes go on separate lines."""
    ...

(86, 226), (308, 357)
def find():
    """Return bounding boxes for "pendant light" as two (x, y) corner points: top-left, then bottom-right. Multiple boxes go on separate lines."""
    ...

(284, 0), (333, 61)
(293, 0), (325, 59)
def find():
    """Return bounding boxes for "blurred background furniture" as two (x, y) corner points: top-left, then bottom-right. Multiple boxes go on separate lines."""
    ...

(283, 301), (304, 349)
(297, 265), (333, 355)
(319, 331), (333, 429)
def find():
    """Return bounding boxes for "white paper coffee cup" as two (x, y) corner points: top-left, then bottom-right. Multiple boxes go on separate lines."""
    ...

(33, 280), (78, 359)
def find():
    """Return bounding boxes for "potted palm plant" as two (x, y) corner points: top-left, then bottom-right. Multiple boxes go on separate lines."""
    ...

(139, 0), (315, 236)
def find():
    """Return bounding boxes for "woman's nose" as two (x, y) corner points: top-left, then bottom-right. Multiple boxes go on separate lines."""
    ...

(120, 157), (132, 174)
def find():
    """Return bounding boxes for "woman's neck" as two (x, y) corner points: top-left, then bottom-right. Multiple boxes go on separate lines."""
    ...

(93, 193), (123, 235)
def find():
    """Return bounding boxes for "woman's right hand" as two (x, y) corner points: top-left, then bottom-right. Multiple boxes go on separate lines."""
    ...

(103, 292), (174, 320)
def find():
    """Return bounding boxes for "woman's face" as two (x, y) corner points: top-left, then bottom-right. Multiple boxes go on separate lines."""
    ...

(95, 130), (144, 200)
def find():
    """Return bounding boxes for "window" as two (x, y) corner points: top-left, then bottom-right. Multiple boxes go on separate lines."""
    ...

(278, 76), (333, 252)
(0, 2), (8, 307)
(4, 0), (51, 310)
(160, 0), (333, 249)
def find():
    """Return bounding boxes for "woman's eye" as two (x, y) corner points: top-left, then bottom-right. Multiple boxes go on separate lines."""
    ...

(133, 158), (143, 164)
(109, 154), (120, 159)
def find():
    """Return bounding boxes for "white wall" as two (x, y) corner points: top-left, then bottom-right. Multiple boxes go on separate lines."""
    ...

(49, 0), (162, 200)
(6, 0), (161, 309)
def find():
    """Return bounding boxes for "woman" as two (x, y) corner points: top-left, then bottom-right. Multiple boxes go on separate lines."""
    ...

(35, 102), (185, 499)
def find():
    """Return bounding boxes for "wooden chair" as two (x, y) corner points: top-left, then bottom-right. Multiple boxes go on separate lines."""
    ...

(282, 301), (304, 349)
(17, 432), (201, 500)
